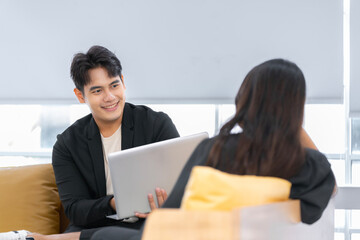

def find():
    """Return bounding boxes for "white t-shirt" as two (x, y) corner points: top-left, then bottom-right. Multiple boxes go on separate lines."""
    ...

(101, 126), (122, 195)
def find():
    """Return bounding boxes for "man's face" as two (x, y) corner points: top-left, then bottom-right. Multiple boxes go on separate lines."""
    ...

(74, 67), (126, 128)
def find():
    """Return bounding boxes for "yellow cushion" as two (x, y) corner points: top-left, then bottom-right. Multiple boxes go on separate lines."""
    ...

(0, 164), (63, 234)
(181, 166), (291, 211)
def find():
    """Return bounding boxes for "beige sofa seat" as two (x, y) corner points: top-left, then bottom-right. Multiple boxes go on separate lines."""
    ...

(142, 199), (334, 240)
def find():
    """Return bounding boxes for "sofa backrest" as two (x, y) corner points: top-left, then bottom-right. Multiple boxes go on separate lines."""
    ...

(142, 199), (334, 240)
(238, 199), (334, 240)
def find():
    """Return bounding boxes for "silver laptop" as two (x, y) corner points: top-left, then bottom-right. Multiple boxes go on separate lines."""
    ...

(107, 132), (209, 220)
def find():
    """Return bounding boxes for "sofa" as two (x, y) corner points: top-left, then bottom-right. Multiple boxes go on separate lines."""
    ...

(0, 163), (335, 239)
(0, 164), (69, 234)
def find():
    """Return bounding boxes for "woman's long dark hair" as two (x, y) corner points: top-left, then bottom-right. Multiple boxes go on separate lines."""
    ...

(207, 59), (306, 179)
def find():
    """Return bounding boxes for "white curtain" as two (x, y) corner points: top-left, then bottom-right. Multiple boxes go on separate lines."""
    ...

(350, 0), (360, 117)
(0, 0), (343, 104)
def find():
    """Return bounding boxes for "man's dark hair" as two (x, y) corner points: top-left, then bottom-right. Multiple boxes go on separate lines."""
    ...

(70, 45), (122, 93)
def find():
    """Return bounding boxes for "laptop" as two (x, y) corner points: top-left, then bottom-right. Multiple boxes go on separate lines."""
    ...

(106, 132), (209, 220)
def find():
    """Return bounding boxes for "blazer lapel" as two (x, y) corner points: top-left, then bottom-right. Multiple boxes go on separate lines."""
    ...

(122, 103), (134, 150)
(87, 118), (107, 197)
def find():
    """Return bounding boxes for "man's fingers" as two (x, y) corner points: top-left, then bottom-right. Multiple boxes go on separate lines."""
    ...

(135, 212), (149, 218)
(162, 188), (168, 201)
(148, 188), (168, 210)
(148, 193), (157, 210)
(155, 188), (165, 206)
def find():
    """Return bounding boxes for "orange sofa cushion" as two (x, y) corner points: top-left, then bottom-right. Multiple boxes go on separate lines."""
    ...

(0, 164), (68, 234)
(181, 166), (291, 211)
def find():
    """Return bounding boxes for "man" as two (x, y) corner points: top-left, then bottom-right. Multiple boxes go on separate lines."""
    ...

(51, 45), (179, 239)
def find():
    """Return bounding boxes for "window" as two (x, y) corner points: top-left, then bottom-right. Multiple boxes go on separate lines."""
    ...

(0, 102), (357, 239)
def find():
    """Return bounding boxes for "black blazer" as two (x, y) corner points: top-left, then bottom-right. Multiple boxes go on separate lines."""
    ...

(52, 103), (179, 229)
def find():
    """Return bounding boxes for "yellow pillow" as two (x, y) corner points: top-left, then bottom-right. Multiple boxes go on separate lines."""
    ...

(0, 164), (63, 234)
(181, 166), (291, 211)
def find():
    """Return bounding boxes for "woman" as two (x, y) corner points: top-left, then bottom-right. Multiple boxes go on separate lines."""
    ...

(31, 59), (336, 240)
(159, 58), (335, 224)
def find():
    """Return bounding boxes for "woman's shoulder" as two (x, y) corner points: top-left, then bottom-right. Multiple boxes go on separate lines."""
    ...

(290, 148), (332, 183)
(186, 135), (230, 165)
(305, 148), (330, 165)
(303, 148), (332, 176)
(192, 136), (218, 155)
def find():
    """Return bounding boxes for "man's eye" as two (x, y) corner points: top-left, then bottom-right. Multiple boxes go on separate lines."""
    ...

(92, 89), (102, 94)
(112, 84), (119, 88)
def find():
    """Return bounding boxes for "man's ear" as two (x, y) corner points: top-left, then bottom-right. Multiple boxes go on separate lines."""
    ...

(74, 88), (86, 103)
(121, 74), (126, 89)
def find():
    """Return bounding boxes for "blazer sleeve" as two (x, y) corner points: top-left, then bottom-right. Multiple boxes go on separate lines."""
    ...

(152, 112), (180, 141)
(52, 135), (115, 228)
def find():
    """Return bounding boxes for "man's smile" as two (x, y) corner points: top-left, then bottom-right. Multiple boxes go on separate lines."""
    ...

(102, 101), (119, 110)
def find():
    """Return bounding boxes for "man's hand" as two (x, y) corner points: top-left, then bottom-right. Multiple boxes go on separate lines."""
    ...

(28, 232), (81, 240)
(135, 187), (167, 218)
(110, 197), (116, 211)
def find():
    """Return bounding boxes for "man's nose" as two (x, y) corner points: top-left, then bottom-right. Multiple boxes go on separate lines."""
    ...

(104, 90), (115, 101)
